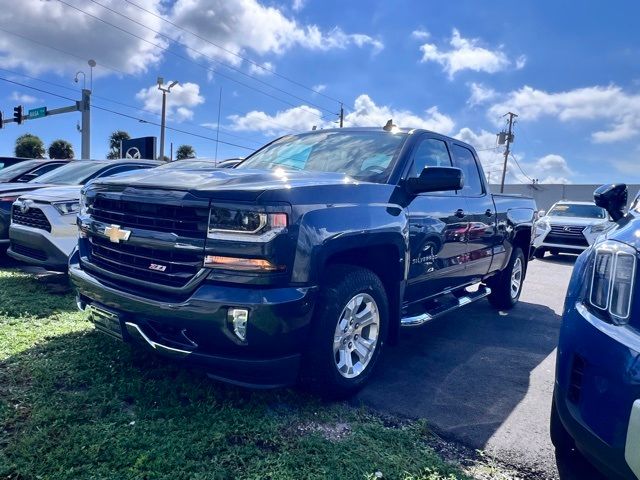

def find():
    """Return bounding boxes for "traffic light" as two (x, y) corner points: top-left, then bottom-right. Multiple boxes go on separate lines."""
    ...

(13, 105), (22, 125)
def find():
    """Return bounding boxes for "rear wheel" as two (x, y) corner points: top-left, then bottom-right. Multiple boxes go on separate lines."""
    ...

(488, 247), (525, 310)
(301, 265), (388, 398)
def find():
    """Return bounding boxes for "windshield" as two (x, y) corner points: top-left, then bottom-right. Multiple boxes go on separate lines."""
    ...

(237, 131), (407, 182)
(0, 161), (40, 182)
(157, 160), (217, 170)
(548, 203), (607, 219)
(30, 161), (106, 185)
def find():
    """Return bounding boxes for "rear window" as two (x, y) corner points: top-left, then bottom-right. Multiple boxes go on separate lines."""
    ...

(0, 160), (40, 182)
(548, 203), (607, 219)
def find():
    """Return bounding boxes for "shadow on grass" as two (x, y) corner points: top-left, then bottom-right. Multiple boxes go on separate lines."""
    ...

(0, 329), (466, 480)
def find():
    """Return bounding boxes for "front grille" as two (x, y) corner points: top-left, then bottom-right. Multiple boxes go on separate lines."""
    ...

(546, 224), (589, 246)
(10, 241), (47, 261)
(87, 235), (202, 288)
(568, 354), (586, 404)
(11, 205), (52, 232)
(91, 197), (209, 238)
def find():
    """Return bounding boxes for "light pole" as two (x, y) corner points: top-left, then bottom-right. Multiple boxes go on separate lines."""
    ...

(157, 77), (178, 161)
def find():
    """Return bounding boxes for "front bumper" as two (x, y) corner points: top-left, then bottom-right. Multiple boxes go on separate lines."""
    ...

(7, 224), (76, 271)
(69, 249), (317, 388)
(555, 301), (640, 480)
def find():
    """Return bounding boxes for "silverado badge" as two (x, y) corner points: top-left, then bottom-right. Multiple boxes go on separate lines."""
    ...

(104, 224), (131, 244)
(148, 263), (167, 272)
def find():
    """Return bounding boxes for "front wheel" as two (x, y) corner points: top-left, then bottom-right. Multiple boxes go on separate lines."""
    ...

(488, 247), (526, 310)
(301, 265), (388, 398)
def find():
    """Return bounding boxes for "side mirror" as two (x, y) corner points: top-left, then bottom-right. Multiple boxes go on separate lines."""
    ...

(406, 166), (464, 194)
(538, 210), (546, 218)
(594, 183), (627, 222)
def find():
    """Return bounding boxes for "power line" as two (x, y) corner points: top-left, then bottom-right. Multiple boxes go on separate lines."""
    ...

(0, 75), (256, 151)
(57, 0), (332, 122)
(510, 153), (535, 183)
(121, 0), (344, 105)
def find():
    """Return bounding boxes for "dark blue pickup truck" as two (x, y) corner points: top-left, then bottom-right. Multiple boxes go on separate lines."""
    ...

(70, 126), (536, 396)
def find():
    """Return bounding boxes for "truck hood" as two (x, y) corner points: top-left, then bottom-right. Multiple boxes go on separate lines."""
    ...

(90, 167), (363, 201)
(18, 185), (82, 202)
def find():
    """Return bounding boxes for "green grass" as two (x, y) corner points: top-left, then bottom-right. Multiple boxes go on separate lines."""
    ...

(0, 268), (469, 480)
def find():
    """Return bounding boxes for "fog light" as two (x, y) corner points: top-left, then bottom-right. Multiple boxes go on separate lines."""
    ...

(228, 308), (249, 341)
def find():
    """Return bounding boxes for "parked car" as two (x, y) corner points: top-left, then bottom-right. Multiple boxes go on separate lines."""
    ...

(157, 159), (240, 170)
(0, 160), (160, 253)
(0, 159), (70, 183)
(0, 156), (35, 170)
(552, 183), (640, 480)
(533, 200), (612, 258)
(70, 126), (536, 396)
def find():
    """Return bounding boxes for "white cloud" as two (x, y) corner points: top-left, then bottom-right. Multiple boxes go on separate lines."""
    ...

(9, 91), (38, 104)
(0, 0), (165, 76)
(228, 94), (455, 135)
(515, 55), (527, 70)
(170, 0), (383, 67)
(467, 82), (496, 106)
(248, 61), (275, 76)
(523, 154), (572, 184)
(419, 29), (514, 78)
(411, 30), (430, 40)
(292, 0), (305, 11)
(312, 84), (327, 93)
(488, 84), (640, 143)
(135, 82), (205, 122)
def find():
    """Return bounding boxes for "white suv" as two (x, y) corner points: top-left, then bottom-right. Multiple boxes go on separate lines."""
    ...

(533, 200), (612, 258)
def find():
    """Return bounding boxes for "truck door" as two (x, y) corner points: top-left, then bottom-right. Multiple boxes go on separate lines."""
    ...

(405, 135), (469, 302)
(450, 143), (499, 280)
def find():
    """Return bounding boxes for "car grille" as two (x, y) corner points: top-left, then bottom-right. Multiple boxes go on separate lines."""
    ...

(11, 205), (52, 232)
(10, 241), (47, 261)
(87, 235), (202, 288)
(90, 197), (209, 238)
(546, 224), (589, 247)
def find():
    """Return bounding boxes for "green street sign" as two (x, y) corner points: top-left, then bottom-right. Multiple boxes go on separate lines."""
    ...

(28, 107), (47, 119)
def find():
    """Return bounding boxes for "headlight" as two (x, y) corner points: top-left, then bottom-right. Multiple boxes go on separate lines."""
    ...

(208, 206), (287, 242)
(589, 223), (609, 234)
(79, 190), (88, 216)
(589, 241), (636, 323)
(53, 201), (80, 215)
(535, 219), (550, 235)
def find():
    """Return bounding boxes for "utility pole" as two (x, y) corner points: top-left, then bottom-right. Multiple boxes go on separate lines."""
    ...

(81, 89), (91, 159)
(499, 112), (517, 193)
(157, 77), (178, 161)
(215, 87), (222, 164)
(339, 103), (344, 128)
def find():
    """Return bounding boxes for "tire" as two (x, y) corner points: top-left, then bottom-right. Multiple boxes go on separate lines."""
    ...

(487, 247), (526, 310)
(550, 395), (575, 454)
(301, 265), (389, 398)
(534, 248), (546, 259)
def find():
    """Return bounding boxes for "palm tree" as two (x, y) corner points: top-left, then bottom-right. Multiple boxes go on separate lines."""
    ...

(48, 139), (74, 159)
(176, 144), (196, 160)
(15, 133), (45, 159)
(107, 130), (130, 159)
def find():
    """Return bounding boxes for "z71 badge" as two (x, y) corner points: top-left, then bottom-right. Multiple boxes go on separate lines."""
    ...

(148, 263), (167, 272)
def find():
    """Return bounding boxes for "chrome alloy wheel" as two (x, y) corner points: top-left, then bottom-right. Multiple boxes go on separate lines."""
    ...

(510, 257), (523, 299)
(333, 293), (380, 379)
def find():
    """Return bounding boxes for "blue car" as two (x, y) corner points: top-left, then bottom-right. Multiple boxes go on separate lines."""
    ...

(552, 183), (640, 480)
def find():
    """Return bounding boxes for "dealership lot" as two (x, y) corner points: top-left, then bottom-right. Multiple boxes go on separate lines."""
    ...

(358, 254), (605, 479)
(0, 254), (608, 479)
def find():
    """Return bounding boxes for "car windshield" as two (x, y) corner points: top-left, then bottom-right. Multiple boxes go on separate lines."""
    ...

(157, 160), (217, 170)
(0, 160), (41, 182)
(236, 130), (407, 182)
(548, 203), (607, 219)
(30, 161), (107, 185)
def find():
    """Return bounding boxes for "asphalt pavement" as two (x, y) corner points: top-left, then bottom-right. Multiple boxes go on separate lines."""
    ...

(356, 254), (607, 480)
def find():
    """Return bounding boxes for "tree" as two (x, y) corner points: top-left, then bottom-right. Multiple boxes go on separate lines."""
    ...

(107, 130), (130, 159)
(176, 144), (196, 160)
(48, 139), (74, 159)
(15, 134), (45, 159)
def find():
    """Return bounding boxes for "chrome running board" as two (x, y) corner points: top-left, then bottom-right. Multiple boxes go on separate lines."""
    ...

(400, 285), (491, 327)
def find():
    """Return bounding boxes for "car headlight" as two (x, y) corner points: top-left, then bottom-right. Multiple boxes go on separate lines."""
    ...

(589, 241), (637, 324)
(53, 201), (81, 215)
(535, 219), (550, 235)
(589, 223), (609, 234)
(207, 206), (287, 241)
(79, 190), (88, 216)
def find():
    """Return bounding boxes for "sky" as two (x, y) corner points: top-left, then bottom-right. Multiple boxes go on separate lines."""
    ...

(0, 0), (638, 184)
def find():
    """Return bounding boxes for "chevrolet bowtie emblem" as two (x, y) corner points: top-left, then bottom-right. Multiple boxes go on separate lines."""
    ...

(104, 224), (131, 243)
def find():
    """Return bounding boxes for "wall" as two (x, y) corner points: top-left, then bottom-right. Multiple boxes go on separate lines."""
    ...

(488, 184), (640, 211)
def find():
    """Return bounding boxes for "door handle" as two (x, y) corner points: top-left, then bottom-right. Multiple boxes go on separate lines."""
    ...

(485, 209), (493, 217)
(455, 209), (465, 218)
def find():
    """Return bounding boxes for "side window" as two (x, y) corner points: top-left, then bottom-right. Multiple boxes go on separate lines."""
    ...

(97, 165), (149, 178)
(451, 144), (483, 196)
(23, 163), (63, 179)
(409, 138), (452, 177)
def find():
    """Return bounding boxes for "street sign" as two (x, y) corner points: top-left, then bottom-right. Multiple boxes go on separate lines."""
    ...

(28, 107), (47, 119)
